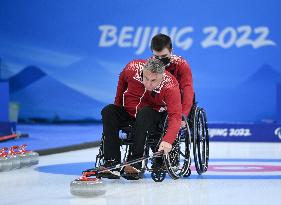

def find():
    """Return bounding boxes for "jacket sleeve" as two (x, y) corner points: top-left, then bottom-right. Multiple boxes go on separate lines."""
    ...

(178, 60), (194, 116)
(114, 69), (127, 107)
(162, 86), (182, 145)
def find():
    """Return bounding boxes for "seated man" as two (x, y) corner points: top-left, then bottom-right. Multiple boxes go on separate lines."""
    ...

(100, 58), (182, 179)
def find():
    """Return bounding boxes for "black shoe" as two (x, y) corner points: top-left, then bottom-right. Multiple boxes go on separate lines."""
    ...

(121, 162), (144, 180)
(97, 160), (121, 179)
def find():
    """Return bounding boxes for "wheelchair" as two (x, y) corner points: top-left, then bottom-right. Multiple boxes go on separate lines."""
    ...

(95, 102), (209, 182)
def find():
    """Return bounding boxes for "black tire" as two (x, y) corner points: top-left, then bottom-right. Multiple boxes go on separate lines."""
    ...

(183, 168), (191, 177)
(193, 107), (209, 174)
(198, 108), (209, 173)
(151, 170), (166, 182)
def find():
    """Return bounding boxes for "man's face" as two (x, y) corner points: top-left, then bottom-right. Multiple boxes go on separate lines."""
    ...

(152, 48), (172, 62)
(142, 69), (163, 91)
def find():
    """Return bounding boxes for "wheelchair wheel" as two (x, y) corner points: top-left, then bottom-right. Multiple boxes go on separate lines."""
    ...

(183, 168), (191, 177)
(164, 115), (192, 179)
(151, 170), (166, 182)
(95, 130), (133, 169)
(192, 107), (209, 175)
(95, 134), (105, 168)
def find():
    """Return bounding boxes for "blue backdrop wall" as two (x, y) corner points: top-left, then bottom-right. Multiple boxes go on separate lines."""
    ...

(0, 0), (280, 122)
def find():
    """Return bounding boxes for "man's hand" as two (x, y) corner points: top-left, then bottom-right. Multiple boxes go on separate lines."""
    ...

(158, 141), (172, 154)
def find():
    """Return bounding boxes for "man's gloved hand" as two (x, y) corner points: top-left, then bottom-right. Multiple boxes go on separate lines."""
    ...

(158, 141), (172, 154)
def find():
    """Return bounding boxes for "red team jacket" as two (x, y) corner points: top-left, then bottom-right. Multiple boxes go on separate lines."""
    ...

(114, 60), (182, 145)
(155, 55), (194, 116)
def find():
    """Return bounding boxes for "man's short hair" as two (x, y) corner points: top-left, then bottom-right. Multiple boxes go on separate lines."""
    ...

(150, 33), (173, 51)
(144, 58), (165, 74)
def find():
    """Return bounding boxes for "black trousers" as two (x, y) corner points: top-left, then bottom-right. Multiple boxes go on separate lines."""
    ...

(101, 104), (166, 162)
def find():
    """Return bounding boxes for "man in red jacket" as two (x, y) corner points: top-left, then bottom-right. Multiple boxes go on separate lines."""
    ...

(100, 58), (182, 179)
(150, 34), (194, 125)
(146, 34), (195, 171)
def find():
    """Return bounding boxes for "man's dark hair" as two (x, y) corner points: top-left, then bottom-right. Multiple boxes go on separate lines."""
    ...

(150, 33), (173, 51)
